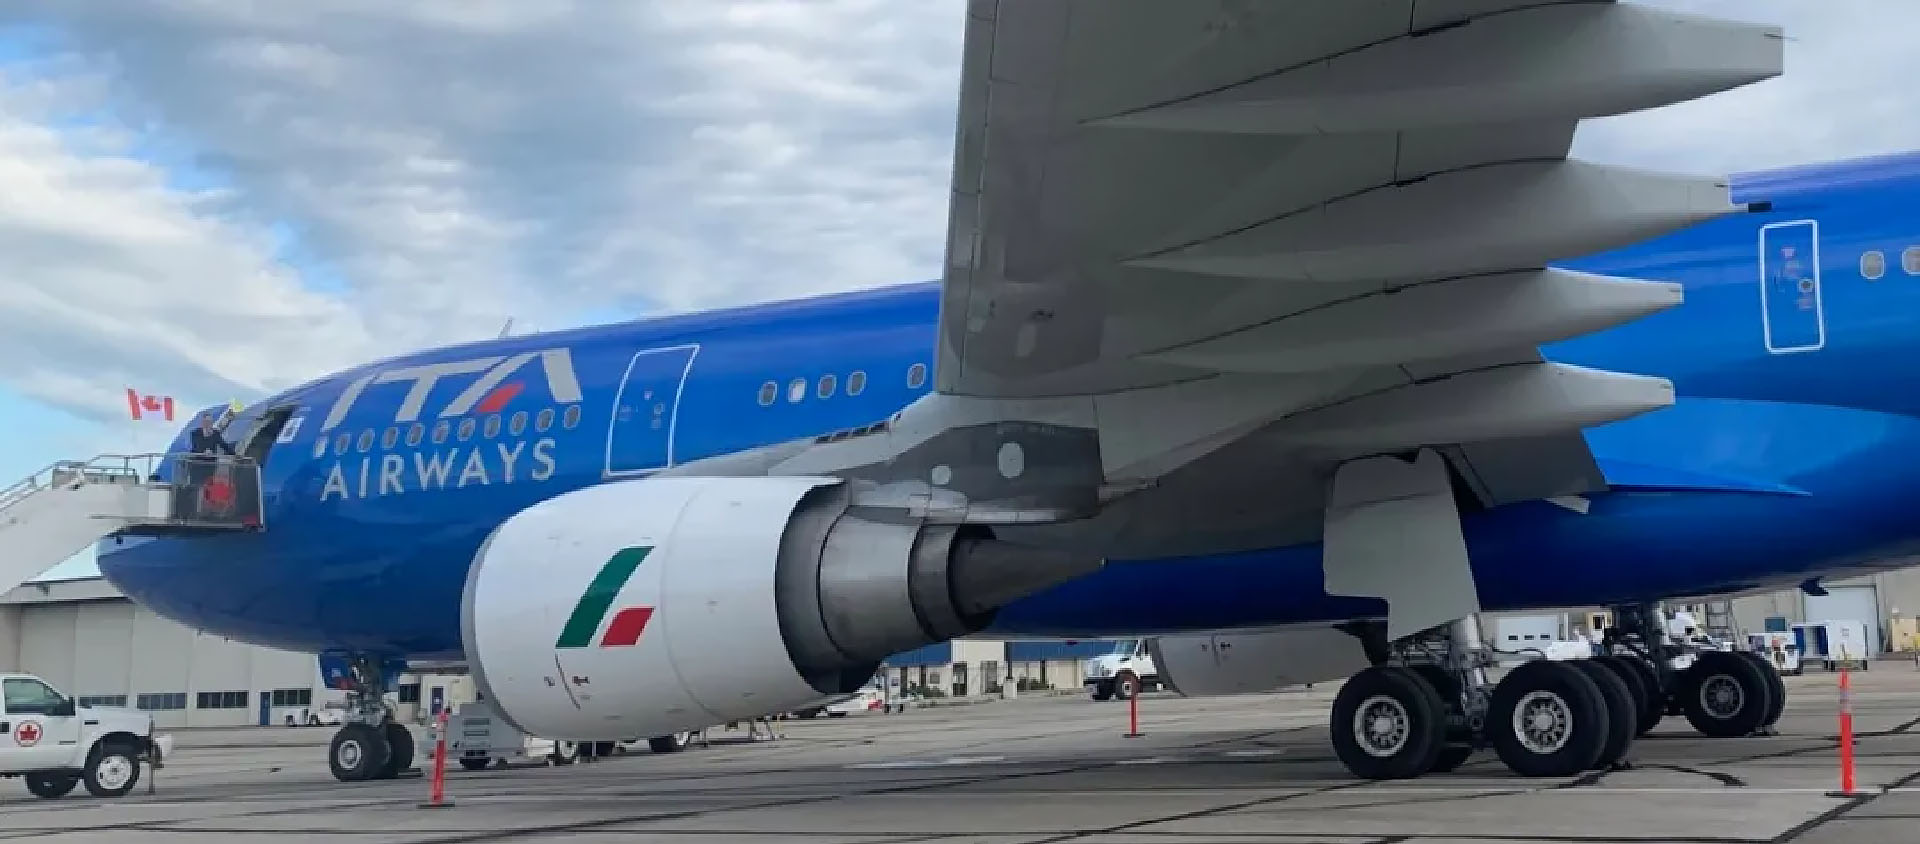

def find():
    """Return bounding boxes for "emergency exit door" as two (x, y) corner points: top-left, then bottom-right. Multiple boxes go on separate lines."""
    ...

(604, 344), (699, 476)
(1759, 219), (1825, 354)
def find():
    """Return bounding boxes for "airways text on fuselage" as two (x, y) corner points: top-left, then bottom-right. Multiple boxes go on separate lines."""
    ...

(319, 439), (558, 501)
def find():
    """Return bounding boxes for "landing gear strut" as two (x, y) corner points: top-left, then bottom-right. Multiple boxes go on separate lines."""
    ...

(1329, 614), (1657, 780)
(327, 654), (414, 783)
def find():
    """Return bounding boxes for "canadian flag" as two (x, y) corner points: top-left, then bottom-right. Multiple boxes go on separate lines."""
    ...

(126, 388), (176, 422)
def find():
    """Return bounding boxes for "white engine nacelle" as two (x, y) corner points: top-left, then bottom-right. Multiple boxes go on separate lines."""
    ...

(1150, 627), (1375, 696)
(463, 475), (1097, 740)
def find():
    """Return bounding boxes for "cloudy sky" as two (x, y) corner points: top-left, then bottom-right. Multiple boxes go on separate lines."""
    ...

(3, 0), (1914, 579)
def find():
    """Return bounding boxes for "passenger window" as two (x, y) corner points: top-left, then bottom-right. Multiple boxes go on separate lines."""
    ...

(1862, 250), (1887, 280)
(312, 438), (330, 459)
(381, 427), (399, 450)
(432, 421), (451, 445)
(1905, 246), (1920, 275)
(457, 418), (476, 442)
(535, 409), (555, 433)
(510, 411), (528, 437)
(2, 678), (64, 715)
(818, 373), (837, 399)
(907, 363), (927, 390)
(847, 371), (867, 396)
(787, 378), (807, 404)
(356, 430), (374, 452)
(563, 405), (582, 429)
(483, 414), (502, 439)
(406, 423), (425, 447)
(335, 433), (352, 455)
(757, 381), (778, 407)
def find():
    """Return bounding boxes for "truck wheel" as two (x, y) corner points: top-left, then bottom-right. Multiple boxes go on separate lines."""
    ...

(1089, 682), (1113, 701)
(458, 757), (492, 771)
(1113, 671), (1141, 701)
(83, 742), (143, 797)
(329, 723), (392, 782)
(648, 732), (692, 753)
(549, 741), (580, 765)
(26, 773), (79, 798)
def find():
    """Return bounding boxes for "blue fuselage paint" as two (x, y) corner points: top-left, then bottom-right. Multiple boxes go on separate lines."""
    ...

(98, 150), (1920, 660)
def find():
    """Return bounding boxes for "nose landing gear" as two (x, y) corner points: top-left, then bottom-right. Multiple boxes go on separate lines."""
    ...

(325, 654), (414, 783)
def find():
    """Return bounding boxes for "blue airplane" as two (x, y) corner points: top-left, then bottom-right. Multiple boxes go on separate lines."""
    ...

(81, 0), (1847, 785)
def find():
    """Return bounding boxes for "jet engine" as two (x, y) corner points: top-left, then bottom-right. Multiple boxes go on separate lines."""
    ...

(1150, 627), (1376, 697)
(462, 475), (1099, 740)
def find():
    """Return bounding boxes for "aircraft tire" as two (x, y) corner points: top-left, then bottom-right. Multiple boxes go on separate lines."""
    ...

(550, 741), (580, 765)
(1734, 651), (1787, 727)
(1592, 655), (1658, 736)
(379, 723), (413, 778)
(1430, 744), (1474, 774)
(1680, 651), (1774, 738)
(1329, 666), (1448, 781)
(1405, 663), (1475, 765)
(1612, 654), (1665, 735)
(1570, 660), (1636, 770)
(329, 723), (392, 783)
(1486, 659), (1609, 777)
(648, 732), (692, 753)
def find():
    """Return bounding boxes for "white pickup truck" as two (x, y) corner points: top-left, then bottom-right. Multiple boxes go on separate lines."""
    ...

(1084, 639), (1161, 701)
(0, 673), (173, 799)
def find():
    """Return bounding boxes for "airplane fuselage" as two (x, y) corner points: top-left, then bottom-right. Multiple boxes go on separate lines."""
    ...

(100, 151), (1920, 661)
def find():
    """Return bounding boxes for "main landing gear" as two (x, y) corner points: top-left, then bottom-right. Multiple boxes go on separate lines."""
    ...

(1603, 603), (1783, 739)
(1328, 603), (1784, 782)
(327, 654), (415, 783)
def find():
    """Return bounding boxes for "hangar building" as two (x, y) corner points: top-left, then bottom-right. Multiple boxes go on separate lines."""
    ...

(2, 574), (1127, 728)
(13, 561), (1920, 732)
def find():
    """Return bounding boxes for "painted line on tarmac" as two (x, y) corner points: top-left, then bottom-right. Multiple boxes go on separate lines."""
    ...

(846, 755), (1007, 769)
(859, 786), (1871, 798)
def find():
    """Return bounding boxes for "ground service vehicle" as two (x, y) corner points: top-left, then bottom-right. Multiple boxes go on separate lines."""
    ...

(0, 673), (172, 799)
(1085, 640), (1160, 701)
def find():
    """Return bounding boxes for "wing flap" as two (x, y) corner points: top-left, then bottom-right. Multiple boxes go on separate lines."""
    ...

(805, 0), (1785, 525)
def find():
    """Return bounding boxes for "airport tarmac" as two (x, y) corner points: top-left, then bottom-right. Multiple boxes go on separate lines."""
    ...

(6, 667), (1920, 843)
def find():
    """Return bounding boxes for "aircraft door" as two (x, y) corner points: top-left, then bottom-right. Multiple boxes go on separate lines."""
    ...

(1758, 219), (1825, 354)
(604, 344), (700, 477)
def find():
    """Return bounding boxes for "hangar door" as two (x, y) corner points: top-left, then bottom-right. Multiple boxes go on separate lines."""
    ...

(1806, 585), (1880, 656)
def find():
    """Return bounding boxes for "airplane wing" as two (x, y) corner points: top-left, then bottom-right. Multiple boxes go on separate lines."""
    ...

(930, 0), (1782, 509)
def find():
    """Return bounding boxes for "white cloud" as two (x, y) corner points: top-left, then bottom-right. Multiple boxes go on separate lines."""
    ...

(1575, 0), (1920, 172)
(0, 0), (1908, 430)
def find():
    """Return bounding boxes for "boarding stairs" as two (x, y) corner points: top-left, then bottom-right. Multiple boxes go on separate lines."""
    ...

(0, 453), (261, 595)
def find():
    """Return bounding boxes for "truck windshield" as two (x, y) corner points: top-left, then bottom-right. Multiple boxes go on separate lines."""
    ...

(2, 678), (65, 715)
